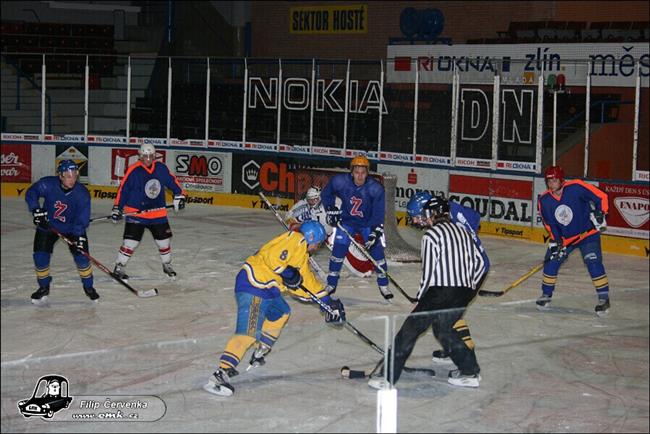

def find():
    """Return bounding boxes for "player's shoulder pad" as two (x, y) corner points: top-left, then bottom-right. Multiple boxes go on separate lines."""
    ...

(367, 176), (384, 192)
(538, 189), (553, 200)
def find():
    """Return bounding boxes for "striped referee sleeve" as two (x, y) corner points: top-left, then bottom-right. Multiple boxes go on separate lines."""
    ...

(417, 221), (487, 299)
(417, 233), (439, 299)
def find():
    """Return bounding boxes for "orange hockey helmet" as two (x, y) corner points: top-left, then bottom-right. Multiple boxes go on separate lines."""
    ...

(350, 155), (370, 169)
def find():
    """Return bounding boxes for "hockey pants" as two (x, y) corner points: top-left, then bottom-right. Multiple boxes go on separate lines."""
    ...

(387, 285), (479, 384)
(541, 237), (609, 300)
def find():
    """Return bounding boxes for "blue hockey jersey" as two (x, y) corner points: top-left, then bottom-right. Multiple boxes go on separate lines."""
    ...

(321, 173), (385, 229)
(114, 160), (184, 224)
(537, 179), (609, 246)
(25, 176), (90, 236)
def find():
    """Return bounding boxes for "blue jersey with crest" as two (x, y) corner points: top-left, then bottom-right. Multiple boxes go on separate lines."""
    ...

(321, 173), (384, 229)
(26, 176), (90, 236)
(114, 160), (183, 224)
(537, 179), (609, 245)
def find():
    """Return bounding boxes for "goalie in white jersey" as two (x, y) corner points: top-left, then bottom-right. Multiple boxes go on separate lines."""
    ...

(285, 187), (331, 234)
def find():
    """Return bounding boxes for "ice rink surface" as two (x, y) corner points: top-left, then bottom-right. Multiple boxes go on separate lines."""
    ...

(1, 196), (648, 433)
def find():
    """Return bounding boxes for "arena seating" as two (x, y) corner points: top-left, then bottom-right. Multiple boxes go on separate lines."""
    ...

(1, 20), (116, 75)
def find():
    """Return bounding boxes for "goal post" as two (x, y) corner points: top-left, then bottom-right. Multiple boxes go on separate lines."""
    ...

(293, 168), (420, 263)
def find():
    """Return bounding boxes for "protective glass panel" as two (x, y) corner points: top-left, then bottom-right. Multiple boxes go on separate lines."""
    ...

(415, 65), (455, 159)
(1, 54), (43, 134)
(497, 59), (542, 164)
(170, 57), (207, 140)
(540, 59), (589, 176)
(129, 57), (166, 138)
(382, 58), (416, 154)
(455, 62), (496, 161)
(312, 60), (348, 149)
(246, 59), (279, 144)
(585, 58), (639, 180)
(346, 60), (382, 153)
(279, 60), (312, 148)
(208, 58), (245, 142)
(46, 53), (84, 134)
(88, 54), (126, 135)
(638, 86), (650, 174)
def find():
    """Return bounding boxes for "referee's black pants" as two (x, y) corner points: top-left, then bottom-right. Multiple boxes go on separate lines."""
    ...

(388, 285), (479, 384)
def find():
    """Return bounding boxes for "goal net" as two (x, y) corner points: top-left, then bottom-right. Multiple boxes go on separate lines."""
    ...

(293, 168), (420, 263)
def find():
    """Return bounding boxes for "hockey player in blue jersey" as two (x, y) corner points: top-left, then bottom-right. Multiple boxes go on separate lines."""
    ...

(321, 155), (393, 300)
(111, 143), (186, 280)
(536, 165), (611, 316)
(25, 159), (99, 304)
(407, 191), (490, 363)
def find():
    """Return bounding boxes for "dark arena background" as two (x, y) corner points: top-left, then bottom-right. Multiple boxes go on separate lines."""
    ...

(1, 1), (648, 432)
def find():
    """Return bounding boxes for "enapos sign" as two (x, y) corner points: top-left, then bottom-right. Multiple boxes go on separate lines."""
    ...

(614, 197), (649, 228)
(600, 182), (649, 239)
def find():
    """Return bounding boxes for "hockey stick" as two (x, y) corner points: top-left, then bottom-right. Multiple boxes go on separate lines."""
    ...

(49, 227), (159, 298)
(336, 223), (418, 303)
(90, 204), (175, 223)
(298, 284), (435, 377)
(478, 229), (595, 297)
(258, 192), (328, 282)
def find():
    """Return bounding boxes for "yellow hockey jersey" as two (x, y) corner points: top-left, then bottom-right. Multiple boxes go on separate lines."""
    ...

(241, 231), (326, 300)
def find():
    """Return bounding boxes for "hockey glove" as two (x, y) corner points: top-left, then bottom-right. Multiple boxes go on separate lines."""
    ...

(74, 235), (88, 253)
(111, 206), (123, 224)
(32, 208), (49, 228)
(548, 241), (567, 262)
(321, 296), (346, 324)
(281, 266), (303, 290)
(590, 210), (607, 232)
(326, 206), (342, 226)
(364, 224), (384, 250)
(173, 194), (186, 212)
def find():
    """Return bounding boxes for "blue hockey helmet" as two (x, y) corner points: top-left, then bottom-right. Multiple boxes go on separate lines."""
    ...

(407, 192), (449, 222)
(406, 191), (433, 218)
(57, 159), (79, 174)
(300, 220), (327, 245)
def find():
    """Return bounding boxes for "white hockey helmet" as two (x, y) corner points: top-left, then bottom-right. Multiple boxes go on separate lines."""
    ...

(139, 143), (156, 157)
(306, 187), (321, 201)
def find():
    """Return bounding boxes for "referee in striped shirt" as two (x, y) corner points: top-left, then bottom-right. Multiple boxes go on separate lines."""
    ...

(369, 194), (487, 389)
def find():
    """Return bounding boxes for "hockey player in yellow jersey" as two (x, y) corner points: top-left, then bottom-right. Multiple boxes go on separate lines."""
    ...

(204, 221), (345, 397)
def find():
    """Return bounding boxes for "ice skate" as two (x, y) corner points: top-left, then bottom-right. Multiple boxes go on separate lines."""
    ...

(378, 285), (394, 301)
(448, 369), (481, 388)
(31, 286), (50, 305)
(432, 349), (453, 364)
(162, 263), (177, 280)
(595, 298), (610, 317)
(536, 294), (552, 311)
(83, 286), (100, 302)
(247, 345), (271, 370)
(113, 263), (129, 281)
(203, 368), (236, 397)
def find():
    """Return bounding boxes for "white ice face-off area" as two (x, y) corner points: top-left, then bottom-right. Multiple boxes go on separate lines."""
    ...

(2, 197), (648, 433)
